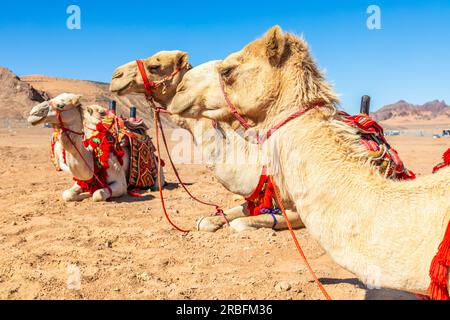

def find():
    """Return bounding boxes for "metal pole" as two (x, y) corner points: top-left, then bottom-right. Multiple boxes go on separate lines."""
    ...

(109, 100), (117, 114)
(130, 106), (137, 120)
(360, 95), (371, 115)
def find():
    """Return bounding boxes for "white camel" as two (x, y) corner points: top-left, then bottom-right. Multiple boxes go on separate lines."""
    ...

(29, 93), (130, 202)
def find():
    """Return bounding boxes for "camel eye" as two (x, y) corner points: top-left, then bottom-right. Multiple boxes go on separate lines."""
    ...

(148, 65), (161, 73)
(221, 66), (234, 78)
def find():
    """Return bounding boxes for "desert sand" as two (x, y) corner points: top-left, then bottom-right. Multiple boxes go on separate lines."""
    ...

(0, 126), (448, 300)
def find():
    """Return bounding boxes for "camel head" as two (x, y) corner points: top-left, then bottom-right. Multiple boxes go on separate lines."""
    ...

(28, 93), (83, 127)
(169, 26), (338, 127)
(110, 50), (191, 107)
(84, 104), (107, 130)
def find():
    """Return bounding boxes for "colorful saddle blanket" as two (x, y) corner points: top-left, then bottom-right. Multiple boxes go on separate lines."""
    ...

(126, 129), (159, 189)
(340, 112), (415, 180)
(104, 115), (161, 190)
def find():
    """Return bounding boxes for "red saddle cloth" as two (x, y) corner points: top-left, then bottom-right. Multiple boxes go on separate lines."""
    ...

(341, 112), (416, 180)
(111, 116), (162, 190)
(126, 130), (159, 190)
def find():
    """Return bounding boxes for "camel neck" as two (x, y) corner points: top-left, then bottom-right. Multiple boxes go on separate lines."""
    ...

(192, 121), (262, 196)
(59, 111), (94, 181)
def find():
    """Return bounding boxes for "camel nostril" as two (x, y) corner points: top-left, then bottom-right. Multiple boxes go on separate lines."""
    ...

(112, 70), (123, 79)
(177, 85), (186, 93)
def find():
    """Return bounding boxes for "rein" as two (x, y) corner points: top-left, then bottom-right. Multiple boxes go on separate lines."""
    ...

(136, 59), (228, 232)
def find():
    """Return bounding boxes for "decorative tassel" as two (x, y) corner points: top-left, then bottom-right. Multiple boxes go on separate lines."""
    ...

(433, 148), (450, 173)
(428, 221), (450, 300)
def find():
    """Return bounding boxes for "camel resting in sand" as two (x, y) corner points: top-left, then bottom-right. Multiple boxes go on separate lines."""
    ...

(168, 25), (450, 297)
(29, 93), (130, 202)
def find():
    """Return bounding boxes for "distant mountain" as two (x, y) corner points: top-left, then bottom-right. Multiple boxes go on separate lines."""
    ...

(0, 67), (174, 128)
(370, 100), (450, 128)
(0, 67), (49, 122)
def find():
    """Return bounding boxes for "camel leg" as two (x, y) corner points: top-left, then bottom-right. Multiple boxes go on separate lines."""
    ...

(62, 183), (90, 202)
(92, 180), (127, 202)
(197, 204), (248, 232)
(229, 209), (304, 232)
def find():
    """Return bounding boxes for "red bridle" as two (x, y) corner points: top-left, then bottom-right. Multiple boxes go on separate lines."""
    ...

(135, 59), (181, 106)
(218, 72), (327, 143)
(50, 101), (84, 136)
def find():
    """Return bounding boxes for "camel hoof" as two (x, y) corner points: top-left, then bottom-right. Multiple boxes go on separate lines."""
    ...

(62, 190), (78, 202)
(196, 216), (224, 232)
(92, 189), (110, 202)
(229, 219), (256, 233)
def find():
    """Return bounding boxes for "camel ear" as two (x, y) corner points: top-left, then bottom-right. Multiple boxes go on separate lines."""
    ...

(176, 51), (189, 69)
(86, 106), (93, 115)
(71, 94), (82, 106)
(263, 25), (285, 65)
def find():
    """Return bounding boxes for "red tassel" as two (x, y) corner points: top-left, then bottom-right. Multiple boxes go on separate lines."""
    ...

(428, 221), (450, 300)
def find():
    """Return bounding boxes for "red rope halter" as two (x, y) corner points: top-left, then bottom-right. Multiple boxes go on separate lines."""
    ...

(218, 72), (327, 143)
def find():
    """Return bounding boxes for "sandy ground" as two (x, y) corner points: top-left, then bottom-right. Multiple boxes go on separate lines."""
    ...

(0, 127), (448, 300)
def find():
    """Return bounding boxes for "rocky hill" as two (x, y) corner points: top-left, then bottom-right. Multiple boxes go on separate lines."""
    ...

(0, 67), (49, 125)
(371, 100), (450, 129)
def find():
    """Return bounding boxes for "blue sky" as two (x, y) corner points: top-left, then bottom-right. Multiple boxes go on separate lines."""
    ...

(0, 0), (449, 113)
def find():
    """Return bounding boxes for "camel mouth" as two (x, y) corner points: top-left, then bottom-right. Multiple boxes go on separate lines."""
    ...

(28, 102), (50, 126)
(110, 81), (133, 96)
(27, 115), (46, 126)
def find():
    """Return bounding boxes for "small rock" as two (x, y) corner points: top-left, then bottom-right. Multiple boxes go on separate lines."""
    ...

(137, 272), (150, 282)
(105, 240), (113, 248)
(113, 288), (120, 292)
(190, 283), (200, 290)
(275, 281), (291, 292)
(11, 221), (17, 226)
